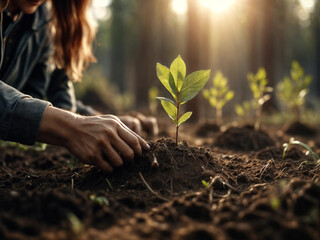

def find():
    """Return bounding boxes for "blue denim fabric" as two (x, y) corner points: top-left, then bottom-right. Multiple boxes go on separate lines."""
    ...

(0, 9), (50, 145)
(0, 4), (95, 145)
(1, 4), (94, 115)
(0, 81), (50, 145)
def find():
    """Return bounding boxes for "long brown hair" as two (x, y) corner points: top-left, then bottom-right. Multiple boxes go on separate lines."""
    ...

(50, 0), (96, 82)
(0, 0), (9, 11)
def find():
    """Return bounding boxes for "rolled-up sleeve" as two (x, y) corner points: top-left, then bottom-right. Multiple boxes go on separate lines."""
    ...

(0, 81), (51, 145)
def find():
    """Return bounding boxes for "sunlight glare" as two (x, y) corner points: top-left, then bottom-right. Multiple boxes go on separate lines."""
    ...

(299, 0), (315, 12)
(171, 0), (188, 15)
(199, 0), (236, 13)
(92, 0), (111, 21)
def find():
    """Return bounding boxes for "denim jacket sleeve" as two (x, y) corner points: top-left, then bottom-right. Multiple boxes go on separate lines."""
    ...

(21, 35), (52, 100)
(46, 68), (77, 112)
(47, 68), (97, 115)
(0, 81), (51, 145)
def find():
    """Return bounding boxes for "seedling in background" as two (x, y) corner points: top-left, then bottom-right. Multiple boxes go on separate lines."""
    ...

(282, 138), (320, 169)
(89, 194), (110, 206)
(148, 86), (159, 115)
(201, 180), (210, 189)
(277, 61), (312, 121)
(235, 100), (252, 122)
(247, 68), (273, 131)
(67, 212), (83, 235)
(202, 71), (234, 125)
(156, 55), (211, 145)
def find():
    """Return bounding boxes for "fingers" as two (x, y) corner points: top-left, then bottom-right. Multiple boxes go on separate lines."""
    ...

(139, 117), (159, 137)
(101, 138), (131, 165)
(93, 154), (114, 172)
(117, 127), (143, 155)
(75, 115), (150, 172)
(118, 115), (142, 134)
(105, 115), (150, 152)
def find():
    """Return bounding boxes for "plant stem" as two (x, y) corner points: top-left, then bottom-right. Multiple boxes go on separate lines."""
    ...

(176, 92), (180, 145)
(176, 125), (179, 145)
(255, 104), (261, 131)
(216, 107), (222, 126)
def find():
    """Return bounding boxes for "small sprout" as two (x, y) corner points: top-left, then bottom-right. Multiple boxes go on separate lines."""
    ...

(277, 61), (312, 121)
(156, 55), (211, 145)
(270, 196), (281, 210)
(202, 71), (234, 125)
(33, 143), (47, 151)
(202, 180), (210, 189)
(282, 138), (320, 168)
(67, 212), (83, 235)
(67, 155), (80, 170)
(89, 194), (110, 206)
(105, 178), (114, 191)
(247, 68), (273, 130)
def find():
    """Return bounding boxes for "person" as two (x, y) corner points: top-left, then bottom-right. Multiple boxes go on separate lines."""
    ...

(0, 0), (155, 172)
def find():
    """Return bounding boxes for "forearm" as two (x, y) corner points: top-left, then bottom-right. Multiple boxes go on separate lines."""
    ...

(0, 81), (50, 145)
(37, 106), (150, 172)
(37, 106), (80, 147)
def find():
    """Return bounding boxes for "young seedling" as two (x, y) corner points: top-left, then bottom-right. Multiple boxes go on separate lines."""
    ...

(156, 55), (211, 145)
(235, 100), (252, 123)
(282, 137), (320, 169)
(277, 61), (312, 121)
(89, 194), (110, 206)
(67, 212), (83, 235)
(247, 68), (273, 130)
(202, 71), (234, 125)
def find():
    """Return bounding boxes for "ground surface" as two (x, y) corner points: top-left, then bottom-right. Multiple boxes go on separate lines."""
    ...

(0, 121), (319, 240)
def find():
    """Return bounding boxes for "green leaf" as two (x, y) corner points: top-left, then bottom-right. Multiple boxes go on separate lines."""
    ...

(178, 112), (192, 126)
(170, 55), (186, 91)
(156, 97), (175, 105)
(156, 63), (177, 99)
(180, 70), (211, 103)
(160, 100), (177, 123)
(235, 104), (244, 116)
(202, 89), (210, 99)
(225, 91), (234, 101)
(169, 71), (177, 97)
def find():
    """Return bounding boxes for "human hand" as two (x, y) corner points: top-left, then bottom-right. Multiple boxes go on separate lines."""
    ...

(118, 115), (143, 135)
(38, 107), (150, 172)
(120, 112), (159, 137)
(67, 114), (150, 172)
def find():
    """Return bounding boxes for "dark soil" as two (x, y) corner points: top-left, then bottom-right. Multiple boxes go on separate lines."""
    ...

(284, 121), (317, 137)
(195, 121), (220, 137)
(0, 123), (319, 240)
(214, 125), (275, 151)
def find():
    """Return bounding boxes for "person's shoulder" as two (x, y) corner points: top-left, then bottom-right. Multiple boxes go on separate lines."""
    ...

(31, 3), (52, 30)
(37, 3), (52, 22)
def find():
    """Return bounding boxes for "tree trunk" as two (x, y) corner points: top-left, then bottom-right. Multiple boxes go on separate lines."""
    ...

(110, 0), (126, 92)
(261, 0), (276, 111)
(135, 0), (154, 108)
(186, 0), (202, 122)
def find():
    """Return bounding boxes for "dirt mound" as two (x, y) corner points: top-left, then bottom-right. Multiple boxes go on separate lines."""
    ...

(195, 122), (220, 137)
(87, 179), (320, 240)
(284, 121), (317, 137)
(0, 134), (319, 239)
(215, 125), (275, 151)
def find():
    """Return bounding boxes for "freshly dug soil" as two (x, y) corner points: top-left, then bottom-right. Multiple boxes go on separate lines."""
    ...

(284, 121), (317, 137)
(214, 125), (275, 151)
(0, 128), (319, 239)
(195, 122), (220, 137)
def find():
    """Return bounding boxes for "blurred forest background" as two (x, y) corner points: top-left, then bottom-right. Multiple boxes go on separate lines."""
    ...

(76, 0), (320, 122)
